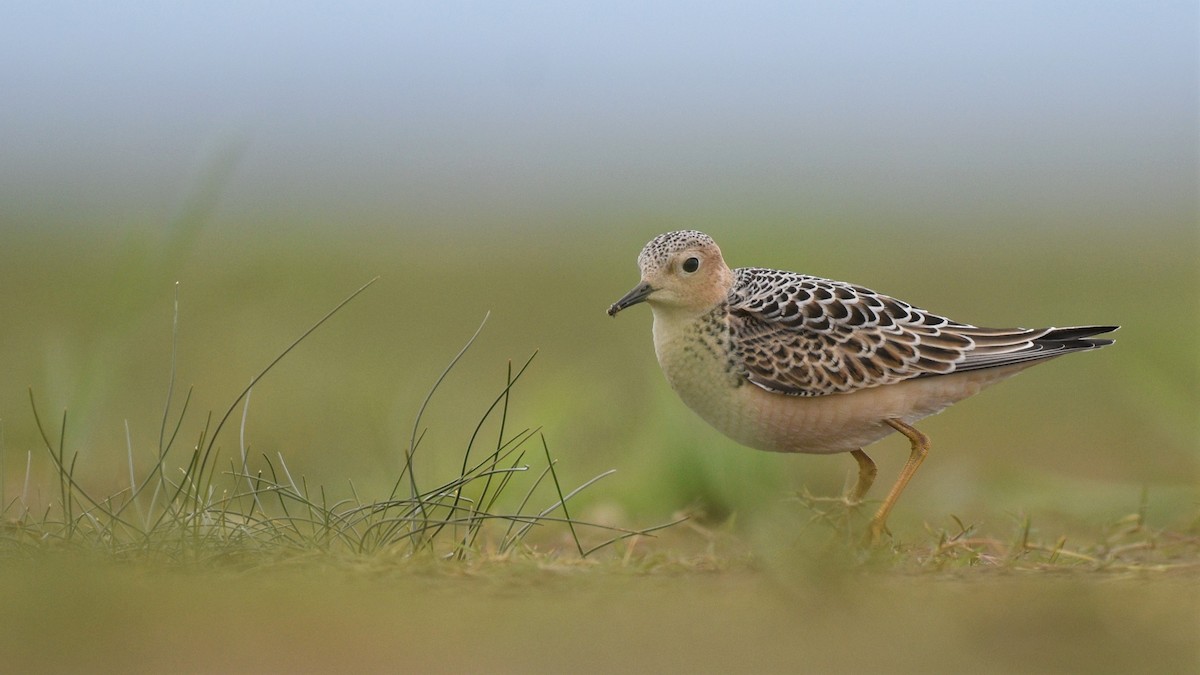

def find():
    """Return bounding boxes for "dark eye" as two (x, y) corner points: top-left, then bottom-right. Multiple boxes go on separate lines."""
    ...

(682, 257), (700, 273)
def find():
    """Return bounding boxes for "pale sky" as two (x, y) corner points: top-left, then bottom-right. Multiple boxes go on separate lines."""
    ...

(2, 2), (1195, 230)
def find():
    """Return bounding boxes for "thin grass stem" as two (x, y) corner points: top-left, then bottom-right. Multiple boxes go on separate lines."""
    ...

(390, 311), (491, 533)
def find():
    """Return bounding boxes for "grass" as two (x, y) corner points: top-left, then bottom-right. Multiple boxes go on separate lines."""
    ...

(780, 490), (1199, 575)
(0, 510), (1195, 673)
(1, 280), (678, 565)
(3, 265), (1191, 572)
(0, 551), (1191, 674)
(0, 220), (1195, 673)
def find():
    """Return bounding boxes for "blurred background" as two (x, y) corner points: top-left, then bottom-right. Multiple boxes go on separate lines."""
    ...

(0, 2), (1195, 535)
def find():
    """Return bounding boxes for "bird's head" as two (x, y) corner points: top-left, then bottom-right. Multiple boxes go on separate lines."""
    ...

(607, 230), (734, 318)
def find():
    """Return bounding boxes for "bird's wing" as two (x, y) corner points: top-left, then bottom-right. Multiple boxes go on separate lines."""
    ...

(725, 268), (1110, 397)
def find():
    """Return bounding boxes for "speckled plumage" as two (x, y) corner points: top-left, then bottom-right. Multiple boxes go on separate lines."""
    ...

(608, 230), (1117, 541)
(726, 267), (1115, 397)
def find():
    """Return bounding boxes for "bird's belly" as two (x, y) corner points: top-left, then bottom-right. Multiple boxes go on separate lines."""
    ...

(661, 350), (1029, 455)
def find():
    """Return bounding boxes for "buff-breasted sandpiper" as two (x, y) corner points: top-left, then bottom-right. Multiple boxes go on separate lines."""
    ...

(607, 230), (1117, 543)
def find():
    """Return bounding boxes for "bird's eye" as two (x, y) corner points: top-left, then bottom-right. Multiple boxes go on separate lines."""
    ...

(682, 256), (700, 273)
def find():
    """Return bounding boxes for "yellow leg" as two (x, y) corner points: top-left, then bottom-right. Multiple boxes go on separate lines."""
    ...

(867, 418), (930, 545)
(847, 449), (877, 504)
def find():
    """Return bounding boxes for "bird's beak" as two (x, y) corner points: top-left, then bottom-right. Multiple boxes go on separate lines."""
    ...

(607, 281), (655, 317)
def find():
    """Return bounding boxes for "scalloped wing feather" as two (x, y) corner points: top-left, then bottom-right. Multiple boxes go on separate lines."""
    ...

(725, 268), (1113, 397)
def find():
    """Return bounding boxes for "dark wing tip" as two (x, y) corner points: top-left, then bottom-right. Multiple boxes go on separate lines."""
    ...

(938, 324), (1118, 376)
(1038, 325), (1119, 350)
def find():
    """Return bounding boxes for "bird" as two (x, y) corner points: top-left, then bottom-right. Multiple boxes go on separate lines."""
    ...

(607, 230), (1116, 543)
